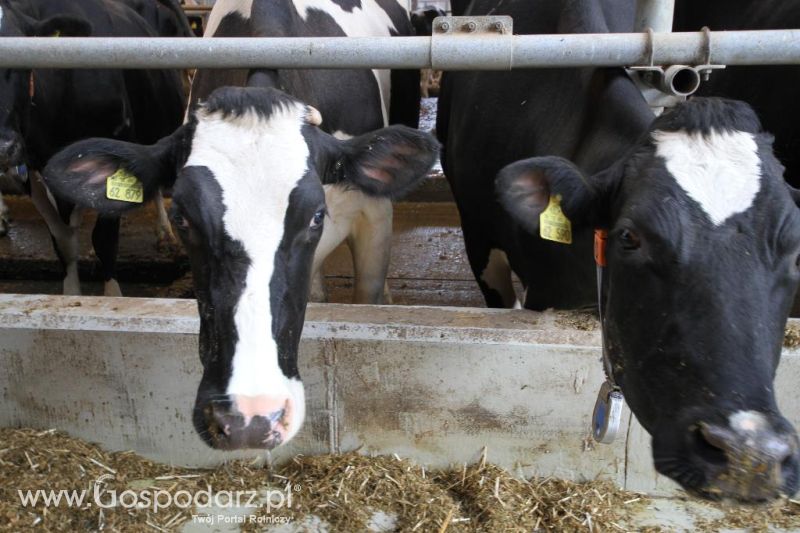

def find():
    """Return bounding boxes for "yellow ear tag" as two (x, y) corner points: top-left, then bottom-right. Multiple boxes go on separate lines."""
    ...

(539, 194), (572, 244)
(106, 168), (144, 203)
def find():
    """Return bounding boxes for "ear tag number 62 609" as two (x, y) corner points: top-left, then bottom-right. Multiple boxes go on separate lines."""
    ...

(592, 381), (623, 443)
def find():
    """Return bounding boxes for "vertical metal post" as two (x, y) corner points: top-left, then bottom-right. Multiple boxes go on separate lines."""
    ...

(632, 0), (678, 111)
(635, 0), (675, 33)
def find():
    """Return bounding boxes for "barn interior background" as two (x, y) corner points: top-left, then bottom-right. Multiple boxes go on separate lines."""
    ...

(0, 0), (798, 531)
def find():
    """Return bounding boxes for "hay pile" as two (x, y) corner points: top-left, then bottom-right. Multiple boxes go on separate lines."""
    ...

(279, 450), (654, 532)
(0, 430), (647, 532)
(1, 428), (798, 532)
(0, 428), (261, 531)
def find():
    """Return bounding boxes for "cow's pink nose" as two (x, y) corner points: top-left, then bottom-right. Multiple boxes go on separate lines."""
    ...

(234, 395), (293, 428)
(207, 395), (294, 450)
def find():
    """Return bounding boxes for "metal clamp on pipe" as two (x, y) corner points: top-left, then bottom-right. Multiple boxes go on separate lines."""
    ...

(632, 64), (702, 97)
(630, 27), (725, 101)
(431, 16), (514, 70)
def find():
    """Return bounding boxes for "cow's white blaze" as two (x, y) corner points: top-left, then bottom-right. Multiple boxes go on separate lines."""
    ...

(653, 129), (762, 226)
(204, 0), (254, 37)
(730, 410), (768, 433)
(185, 104), (309, 407)
(292, 0), (396, 125)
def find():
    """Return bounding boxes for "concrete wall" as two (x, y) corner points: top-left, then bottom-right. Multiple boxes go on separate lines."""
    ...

(0, 294), (798, 496)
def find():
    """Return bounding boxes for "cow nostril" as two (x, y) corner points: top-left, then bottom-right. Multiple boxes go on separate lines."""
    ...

(693, 426), (729, 466)
(782, 454), (793, 471)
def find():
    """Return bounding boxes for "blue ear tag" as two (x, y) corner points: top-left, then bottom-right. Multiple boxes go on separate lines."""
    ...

(592, 381), (624, 443)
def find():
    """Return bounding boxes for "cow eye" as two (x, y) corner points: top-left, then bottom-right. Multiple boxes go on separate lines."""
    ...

(619, 228), (641, 250)
(171, 212), (190, 231)
(310, 209), (326, 229)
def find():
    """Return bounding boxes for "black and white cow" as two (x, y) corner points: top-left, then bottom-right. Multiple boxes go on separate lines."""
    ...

(191, 0), (422, 305)
(44, 88), (437, 450)
(42, 0), (438, 450)
(438, 0), (799, 501)
(0, 0), (189, 294)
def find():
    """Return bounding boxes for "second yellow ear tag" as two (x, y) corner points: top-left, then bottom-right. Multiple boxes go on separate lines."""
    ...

(539, 194), (572, 244)
(106, 168), (144, 203)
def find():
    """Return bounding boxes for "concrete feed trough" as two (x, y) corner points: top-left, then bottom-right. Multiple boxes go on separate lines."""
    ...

(1, 294), (799, 499)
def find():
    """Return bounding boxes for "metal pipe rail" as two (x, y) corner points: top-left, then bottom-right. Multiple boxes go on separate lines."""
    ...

(0, 30), (798, 70)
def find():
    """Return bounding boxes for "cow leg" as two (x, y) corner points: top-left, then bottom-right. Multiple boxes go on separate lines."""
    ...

(309, 269), (327, 302)
(480, 248), (518, 308)
(154, 189), (179, 252)
(0, 192), (9, 237)
(462, 222), (517, 308)
(29, 171), (82, 295)
(308, 184), (355, 302)
(92, 216), (122, 297)
(347, 196), (393, 304)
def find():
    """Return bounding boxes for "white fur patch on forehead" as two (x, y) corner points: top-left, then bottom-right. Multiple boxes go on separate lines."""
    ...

(204, 0), (254, 37)
(185, 103), (309, 399)
(653, 129), (762, 226)
(729, 410), (769, 433)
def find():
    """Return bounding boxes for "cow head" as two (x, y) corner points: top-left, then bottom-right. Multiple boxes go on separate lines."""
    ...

(43, 86), (438, 450)
(0, 2), (90, 172)
(497, 97), (800, 501)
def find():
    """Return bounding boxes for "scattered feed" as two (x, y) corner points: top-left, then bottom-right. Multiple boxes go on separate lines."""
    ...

(695, 500), (800, 533)
(0, 428), (798, 532)
(784, 324), (800, 348)
(554, 310), (599, 332)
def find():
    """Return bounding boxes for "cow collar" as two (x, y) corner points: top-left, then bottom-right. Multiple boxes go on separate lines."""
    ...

(592, 228), (624, 443)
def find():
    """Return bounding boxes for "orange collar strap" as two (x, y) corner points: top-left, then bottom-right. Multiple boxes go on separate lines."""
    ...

(594, 229), (608, 267)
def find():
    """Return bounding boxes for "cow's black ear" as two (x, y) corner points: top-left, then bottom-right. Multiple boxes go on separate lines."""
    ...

(496, 156), (597, 236)
(332, 125), (439, 199)
(32, 16), (92, 37)
(43, 128), (187, 216)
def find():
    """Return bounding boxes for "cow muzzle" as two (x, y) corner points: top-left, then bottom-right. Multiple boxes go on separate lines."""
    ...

(690, 413), (799, 501)
(203, 394), (295, 450)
